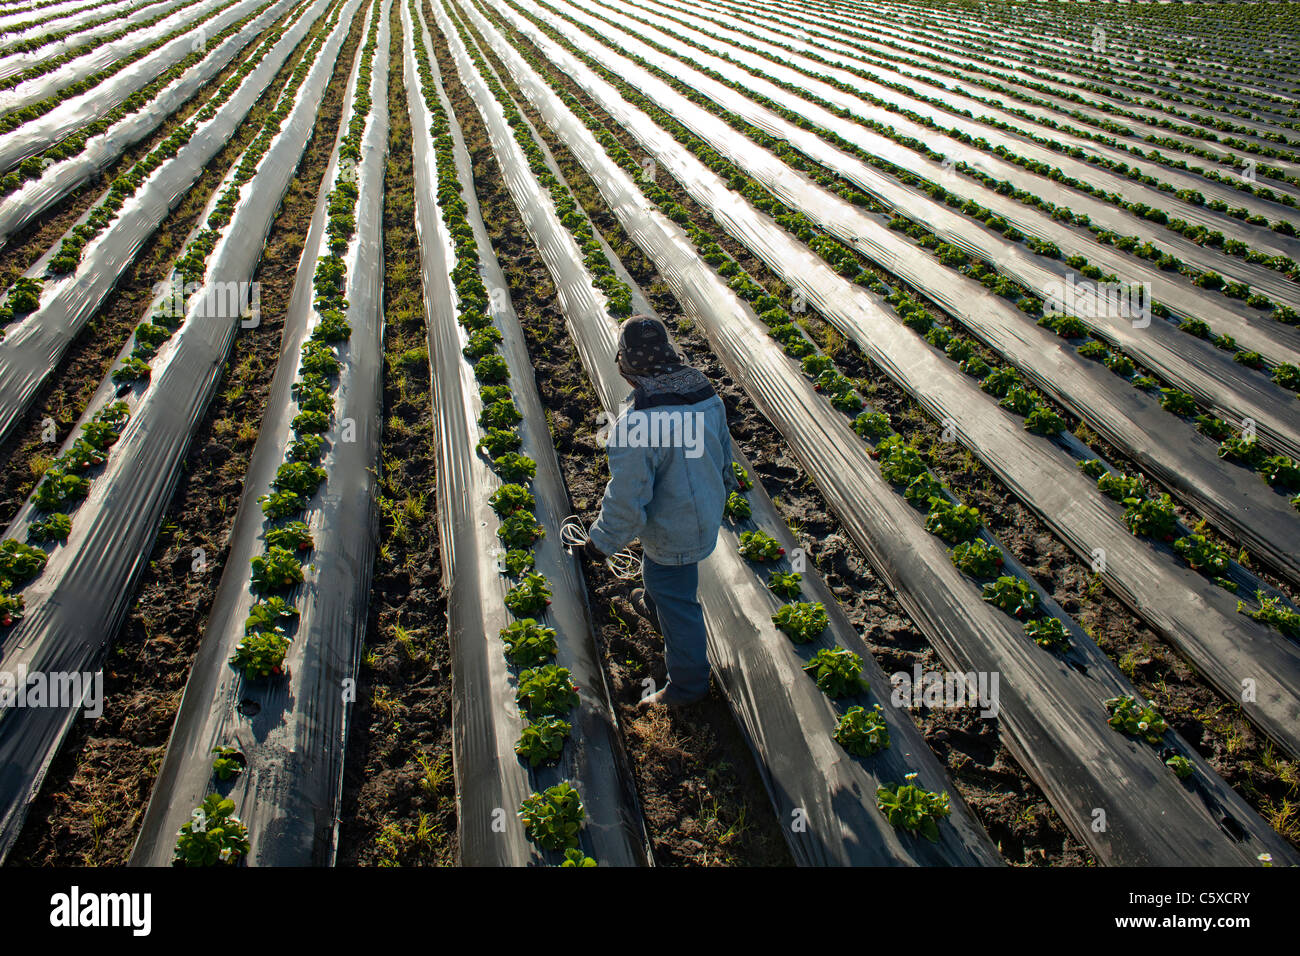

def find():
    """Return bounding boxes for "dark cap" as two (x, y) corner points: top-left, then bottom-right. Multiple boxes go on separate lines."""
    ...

(617, 314), (680, 374)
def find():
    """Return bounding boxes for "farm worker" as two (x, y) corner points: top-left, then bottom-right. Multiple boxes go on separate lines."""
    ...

(581, 314), (737, 708)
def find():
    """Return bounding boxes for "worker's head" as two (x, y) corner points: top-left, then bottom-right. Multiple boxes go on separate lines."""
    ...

(616, 314), (680, 381)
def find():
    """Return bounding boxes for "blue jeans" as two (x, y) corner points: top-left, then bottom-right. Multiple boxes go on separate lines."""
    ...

(641, 556), (710, 698)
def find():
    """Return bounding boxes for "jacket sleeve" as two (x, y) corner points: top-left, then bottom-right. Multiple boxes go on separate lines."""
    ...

(587, 435), (657, 556)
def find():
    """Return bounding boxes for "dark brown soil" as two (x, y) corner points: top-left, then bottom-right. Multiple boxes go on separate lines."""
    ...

(5, 7), (368, 867)
(0, 6), (314, 531)
(434, 0), (793, 866)
(335, 2), (455, 866)
(465, 0), (1300, 855)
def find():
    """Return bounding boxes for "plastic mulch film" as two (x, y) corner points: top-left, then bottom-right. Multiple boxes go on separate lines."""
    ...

(469, 0), (1300, 865)
(439, 0), (1002, 866)
(0, 0), (345, 863)
(131, 0), (378, 868)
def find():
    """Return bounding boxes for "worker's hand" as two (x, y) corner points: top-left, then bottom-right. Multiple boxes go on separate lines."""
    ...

(582, 536), (606, 562)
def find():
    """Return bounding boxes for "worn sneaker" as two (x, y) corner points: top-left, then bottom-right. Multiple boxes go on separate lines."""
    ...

(638, 683), (707, 710)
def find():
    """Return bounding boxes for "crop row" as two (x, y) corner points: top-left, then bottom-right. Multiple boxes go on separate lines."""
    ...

(434, 0), (614, 865)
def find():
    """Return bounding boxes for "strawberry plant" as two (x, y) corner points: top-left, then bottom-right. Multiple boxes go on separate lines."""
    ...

(258, 489), (305, 520)
(479, 399), (522, 430)
(1024, 405), (1065, 436)
(1195, 414), (1233, 441)
(59, 438), (107, 474)
(288, 434), (325, 463)
(264, 521), (313, 552)
(493, 452), (536, 483)
(505, 572), (552, 616)
(212, 747), (245, 782)
(767, 570), (802, 599)
(500, 548), (535, 577)
(1173, 534), (1230, 575)
(1023, 616), (1069, 650)
(1123, 494), (1177, 539)
(519, 781), (585, 850)
(960, 354), (990, 377)
(309, 310), (350, 343)
(949, 539), (1003, 577)
(731, 462), (752, 490)
(924, 499), (982, 544)
(980, 366), (1021, 398)
(1166, 754), (1194, 779)
(876, 775), (951, 843)
(1097, 471), (1144, 501)
(903, 473), (943, 506)
(876, 440), (928, 485)
(1273, 363), (1300, 391)
(1077, 340), (1108, 360)
(500, 618), (557, 667)
(244, 597), (298, 634)
(834, 703), (891, 757)
(230, 630), (290, 679)
(998, 386), (1038, 416)
(173, 794), (250, 866)
(738, 529), (784, 562)
(801, 355), (833, 377)
(851, 411), (891, 441)
(33, 468), (89, 511)
(1218, 435), (1265, 467)
(1077, 458), (1107, 480)
(498, 510), (545, 550)
(1104, 351), (1136, 377)
(772, 602), (828, 643)
(982, 576), (1038, 618)
(0, 593), (23, 628)
(250, 547), (304, 593)
(1159, 388), (1197, 416)
(473, 354), (510, 383)
(802, 648), (869, 697)
(516, 664), (579, 718)
(515, 716), (571, 767)
(1105, 695), (1168, 743)
(478, 427), (521, 457)
(831, 390), (863, 413)
(300, 342), (340, 377)
(26, 512), (71, 543)
(489, 484), (535, 516)
(291, 409), (330, 434)
(0, 540), (48, 584)
(462, 326), (502, 359)
(1260, 456), (1300, 490)
(723, 491), (751, 521)
(560, 848), (597, 867)
(1238, 590), (1300, 638)
(272, 461), (326, 497)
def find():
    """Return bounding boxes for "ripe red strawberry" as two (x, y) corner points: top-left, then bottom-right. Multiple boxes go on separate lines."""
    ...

(2, 614), (12, 627)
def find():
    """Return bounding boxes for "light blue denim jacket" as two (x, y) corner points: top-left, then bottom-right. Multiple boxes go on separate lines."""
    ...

(588, 393), (736, 565)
